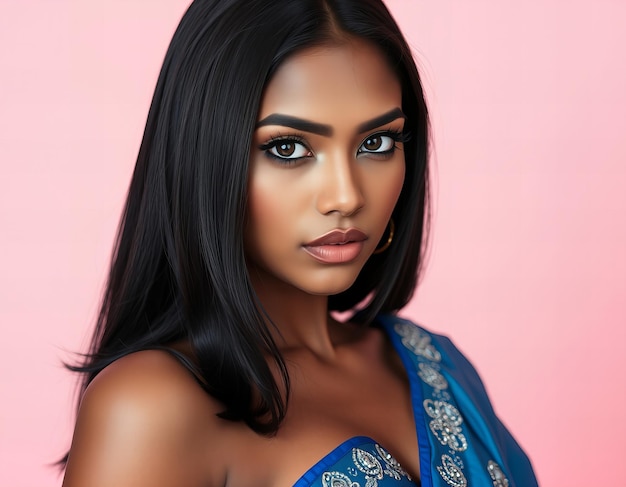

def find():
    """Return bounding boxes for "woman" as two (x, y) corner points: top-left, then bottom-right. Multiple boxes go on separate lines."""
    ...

(62, 1), (538, 486)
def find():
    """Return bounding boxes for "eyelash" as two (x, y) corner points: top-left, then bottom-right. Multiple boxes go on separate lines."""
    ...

(259, 129), (410, 165)
(358, 129), (409, 158)
(259, 132), (310, 165)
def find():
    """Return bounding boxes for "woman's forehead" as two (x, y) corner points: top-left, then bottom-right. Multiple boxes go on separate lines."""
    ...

(257, 39), (402, 128)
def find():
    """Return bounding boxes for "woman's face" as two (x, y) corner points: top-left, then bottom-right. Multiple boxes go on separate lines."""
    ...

(245, 38), (405, 297)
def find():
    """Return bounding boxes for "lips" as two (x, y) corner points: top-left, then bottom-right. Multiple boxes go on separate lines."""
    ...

(303, 229), (368, 264)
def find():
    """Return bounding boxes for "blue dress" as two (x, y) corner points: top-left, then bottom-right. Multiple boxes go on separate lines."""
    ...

(293, 316), (538, 487)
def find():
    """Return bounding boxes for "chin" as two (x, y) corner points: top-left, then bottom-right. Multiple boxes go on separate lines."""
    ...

(301, 271), (361, 296)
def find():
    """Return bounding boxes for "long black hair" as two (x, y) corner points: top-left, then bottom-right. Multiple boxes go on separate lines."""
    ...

(67, 0), (430, 446)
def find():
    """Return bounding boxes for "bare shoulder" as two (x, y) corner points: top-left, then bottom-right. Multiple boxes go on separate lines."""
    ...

(63, 350), (227, 487)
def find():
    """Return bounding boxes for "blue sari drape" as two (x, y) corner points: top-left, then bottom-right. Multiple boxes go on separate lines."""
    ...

(294, 316), (538, 487)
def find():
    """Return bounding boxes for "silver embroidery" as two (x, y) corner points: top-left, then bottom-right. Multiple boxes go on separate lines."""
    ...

(451, 455), (464, 470)
(390, 321), (474, 487)
(423, 400), (468, 452)
(418, 362), (448, 390)
(322, 471), (360, 487)
(438, 390), (452, 402)
(352, 448), (384, 479)
(394, 322), (441, 362)
(437, 454), (467, 487)
(487, 460), (510, 487)
(322, 445), (411, 487)
(375, 444), (412, 481)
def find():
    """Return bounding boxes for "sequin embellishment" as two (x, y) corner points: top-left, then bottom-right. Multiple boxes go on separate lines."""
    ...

(394, 321), (472, 486)
(487, 460), (510, 487)
(417, 363), (448, 391)
(353, 448), (384, 479)
(375, 444), (412, 481)
(436, 455), (467, 487)
(423, 400), (468, 452)
(394, 323), (441, 362)
(321, 444), (412, 487)
(322, 471), (359, 487)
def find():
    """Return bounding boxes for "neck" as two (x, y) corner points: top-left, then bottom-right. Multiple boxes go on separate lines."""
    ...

(248, 271), (354, 361)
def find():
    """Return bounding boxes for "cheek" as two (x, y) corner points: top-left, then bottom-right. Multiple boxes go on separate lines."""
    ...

(369, 160), (406, 217)
(244, 165), (296, 261)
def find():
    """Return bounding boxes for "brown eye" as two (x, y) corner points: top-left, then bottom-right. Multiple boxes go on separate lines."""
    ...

(262, 138), (312, 163)
(276, 142), (296, 157)
(358, 133), (396, 154)
(363, 136), (383, 151)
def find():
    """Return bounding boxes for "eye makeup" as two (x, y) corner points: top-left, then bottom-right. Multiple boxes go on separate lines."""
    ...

(258, 127), (410, 165)
(258, 134), (313, 165)
(357, 129), (409, 159)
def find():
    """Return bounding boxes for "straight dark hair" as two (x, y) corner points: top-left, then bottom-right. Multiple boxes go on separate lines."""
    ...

(65, 0), (430, 459)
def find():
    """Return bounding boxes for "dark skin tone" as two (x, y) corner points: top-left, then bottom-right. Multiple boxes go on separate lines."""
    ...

(63, 39), (419, 487)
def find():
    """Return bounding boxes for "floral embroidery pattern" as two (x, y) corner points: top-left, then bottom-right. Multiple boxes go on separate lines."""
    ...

(487, 460), (510, 487)
(353, 448), (384, 480)
(436, 455), (467, 487)
(375, 444), (411, 481)
(423, 400), (468, 452)
(321, 445), (412, 487)
(394, 323), (441, 362)
(383, 320), (522, 487)
(322, 471), (359, 487)
(394, 321), (472, 487)
(417, 363), (448, 391)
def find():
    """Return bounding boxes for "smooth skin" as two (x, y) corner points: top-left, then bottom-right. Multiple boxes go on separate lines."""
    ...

(63, 38), (419, 487)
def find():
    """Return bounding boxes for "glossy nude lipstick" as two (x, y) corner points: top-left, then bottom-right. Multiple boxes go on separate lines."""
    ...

(302, 229), (367, 264)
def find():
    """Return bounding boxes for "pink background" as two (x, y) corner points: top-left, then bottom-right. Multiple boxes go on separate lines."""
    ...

(1, 1), (625, 485)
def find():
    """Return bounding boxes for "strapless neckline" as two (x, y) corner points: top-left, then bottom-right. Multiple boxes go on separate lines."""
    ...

(293, 436), (419, 486)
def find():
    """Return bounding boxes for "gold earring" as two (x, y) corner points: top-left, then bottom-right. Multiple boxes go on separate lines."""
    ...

(373, 219), (395, 254)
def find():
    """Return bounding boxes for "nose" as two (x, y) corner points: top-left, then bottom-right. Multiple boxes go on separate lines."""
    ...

(315, 153), (365, 217)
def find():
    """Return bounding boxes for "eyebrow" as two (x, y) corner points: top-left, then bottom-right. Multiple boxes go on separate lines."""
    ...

(357, 108), (406, 133)
(255, 107), (406, 137)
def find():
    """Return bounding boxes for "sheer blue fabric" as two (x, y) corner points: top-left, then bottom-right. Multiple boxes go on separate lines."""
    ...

(293, 316), (538, 487)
